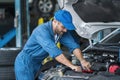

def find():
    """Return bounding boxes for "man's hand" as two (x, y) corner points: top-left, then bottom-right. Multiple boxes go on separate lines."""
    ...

(55, 54), (82, 72)
(70, 65), (82, 72)
(81, 60), (91, 71)
(72, 48), (91, 71)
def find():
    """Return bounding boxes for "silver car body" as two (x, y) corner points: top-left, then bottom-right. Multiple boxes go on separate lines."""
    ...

(57, 0), (120, 39)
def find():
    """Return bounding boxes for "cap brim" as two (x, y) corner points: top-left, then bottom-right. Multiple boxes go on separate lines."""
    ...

(63, 23), (76, 30)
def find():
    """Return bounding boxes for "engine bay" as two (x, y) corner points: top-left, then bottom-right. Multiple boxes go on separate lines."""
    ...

(36, 43), (120, 80)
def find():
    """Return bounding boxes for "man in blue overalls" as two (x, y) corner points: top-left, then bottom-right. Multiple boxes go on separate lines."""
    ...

(14, 10), (91, 80)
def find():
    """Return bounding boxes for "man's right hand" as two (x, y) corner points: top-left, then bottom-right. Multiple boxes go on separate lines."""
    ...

(55, 54), (82, 72)
(70, 65), (82, 72)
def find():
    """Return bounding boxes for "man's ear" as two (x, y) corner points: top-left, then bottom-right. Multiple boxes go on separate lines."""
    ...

(53, 20), (59, 25)
(53, 19), (58, 23)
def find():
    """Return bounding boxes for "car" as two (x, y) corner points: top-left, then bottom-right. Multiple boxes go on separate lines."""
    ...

(35, 0), (120, 80)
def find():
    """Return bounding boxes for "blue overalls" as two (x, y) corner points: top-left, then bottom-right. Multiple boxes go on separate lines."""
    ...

(14, 20), (80, 80)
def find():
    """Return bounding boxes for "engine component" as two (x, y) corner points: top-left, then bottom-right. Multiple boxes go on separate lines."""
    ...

(90, 62), (107, 71)
(108, 63), (120, 75)
(61, 75), (89, 79)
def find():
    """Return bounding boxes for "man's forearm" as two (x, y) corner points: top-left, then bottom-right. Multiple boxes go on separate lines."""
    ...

(55, 54), (74, 68)
(73, 48), (85, 62)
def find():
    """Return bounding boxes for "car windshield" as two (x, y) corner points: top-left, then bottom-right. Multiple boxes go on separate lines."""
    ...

(73, 0), (120, 22)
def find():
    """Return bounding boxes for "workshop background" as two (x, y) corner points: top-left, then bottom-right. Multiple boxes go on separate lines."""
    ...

(0, 0), (59, 79)
(0, 0), (120, 80)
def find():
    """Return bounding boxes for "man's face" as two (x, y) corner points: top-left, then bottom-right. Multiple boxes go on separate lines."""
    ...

(55, 22), (67, 35)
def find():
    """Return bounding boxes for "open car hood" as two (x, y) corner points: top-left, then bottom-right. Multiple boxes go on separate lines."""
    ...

(57, 0), (120, 39)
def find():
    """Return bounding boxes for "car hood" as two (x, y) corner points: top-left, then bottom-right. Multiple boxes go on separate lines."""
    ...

(57, 0), (120, 39)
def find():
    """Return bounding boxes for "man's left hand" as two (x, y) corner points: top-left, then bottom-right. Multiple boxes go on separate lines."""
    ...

(80, 60), (91, 71)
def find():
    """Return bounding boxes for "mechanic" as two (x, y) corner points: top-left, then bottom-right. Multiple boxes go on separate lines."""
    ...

(14, 10), (91, 80)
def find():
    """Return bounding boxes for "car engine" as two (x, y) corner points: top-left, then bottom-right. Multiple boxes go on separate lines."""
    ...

(36, 43), (120, 80)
